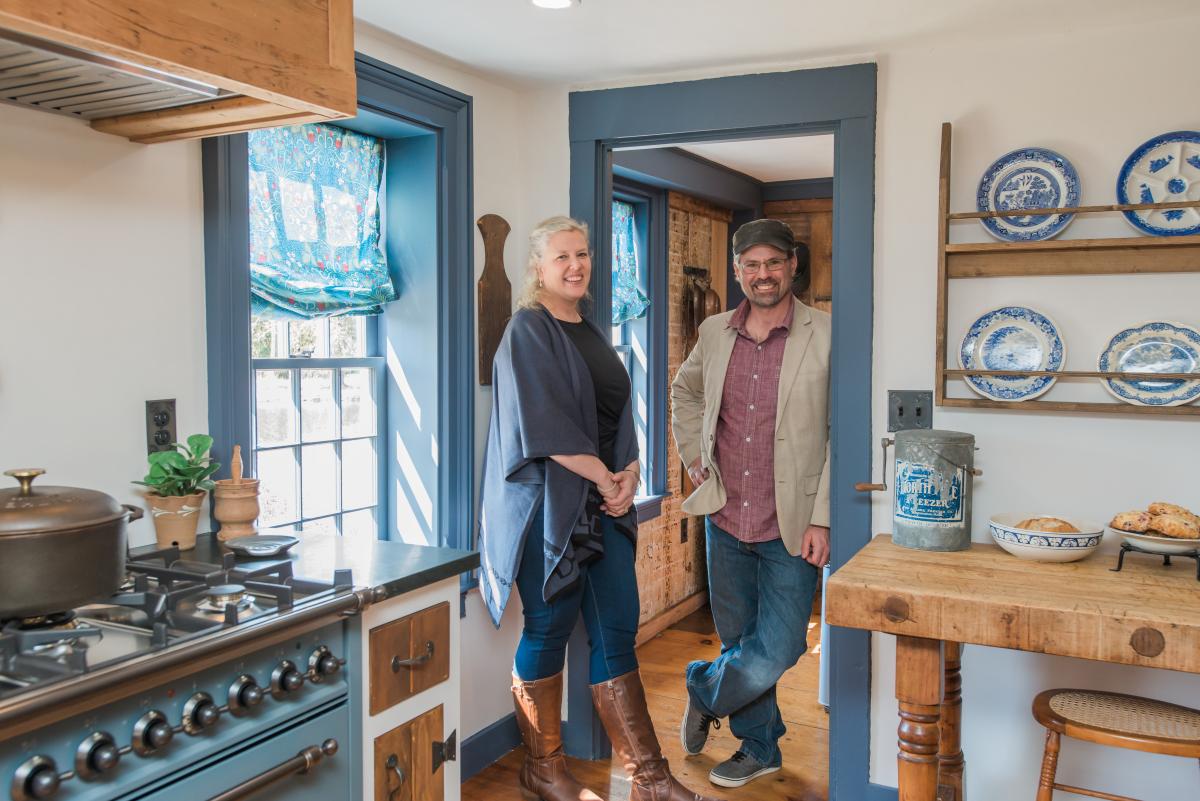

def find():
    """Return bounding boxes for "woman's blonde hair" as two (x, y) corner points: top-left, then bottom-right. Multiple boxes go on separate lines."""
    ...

(516, 215), (591, 309)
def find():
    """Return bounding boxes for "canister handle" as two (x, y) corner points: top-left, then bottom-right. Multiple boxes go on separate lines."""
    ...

(854, 438), (893, 492)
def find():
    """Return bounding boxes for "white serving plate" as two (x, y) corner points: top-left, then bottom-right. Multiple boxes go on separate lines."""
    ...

(988, 513), (1103, 562)
(1109, 527), (1200, 556)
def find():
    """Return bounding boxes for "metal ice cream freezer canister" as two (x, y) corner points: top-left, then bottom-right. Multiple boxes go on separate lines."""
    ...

(857, 429), (981, 552)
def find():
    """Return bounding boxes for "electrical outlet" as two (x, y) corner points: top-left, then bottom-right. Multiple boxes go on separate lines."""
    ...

(145, 399), (177, 454)
(680, 518), (689, 544)
(888, 390), (932, 432)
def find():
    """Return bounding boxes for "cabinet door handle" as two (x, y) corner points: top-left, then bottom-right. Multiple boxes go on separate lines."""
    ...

(385, 753), (405, 801)
(391, 641), (434, 672)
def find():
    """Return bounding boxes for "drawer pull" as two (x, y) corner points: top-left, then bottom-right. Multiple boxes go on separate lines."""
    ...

(391, 641), (434, 672)
(384, 753), (405, 801)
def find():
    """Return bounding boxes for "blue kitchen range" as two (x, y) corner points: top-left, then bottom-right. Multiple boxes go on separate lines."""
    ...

(0, 546), (368, 801)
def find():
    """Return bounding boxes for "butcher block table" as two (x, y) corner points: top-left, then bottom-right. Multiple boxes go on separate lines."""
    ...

(826, 534), (1200, 801)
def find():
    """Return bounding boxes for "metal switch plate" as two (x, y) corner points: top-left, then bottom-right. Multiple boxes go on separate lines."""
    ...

(888, 390), (932, 432)
(145, 399), (176, 454)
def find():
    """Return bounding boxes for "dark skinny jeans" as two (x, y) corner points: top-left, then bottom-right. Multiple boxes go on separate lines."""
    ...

(513, 506), (640, 684)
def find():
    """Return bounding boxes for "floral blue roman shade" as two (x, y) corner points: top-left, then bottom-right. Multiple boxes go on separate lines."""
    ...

(248, 123), (395, 319)
(611, 200), (650, 325)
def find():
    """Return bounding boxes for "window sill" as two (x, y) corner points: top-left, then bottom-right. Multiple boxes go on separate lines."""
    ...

(635, 494), (667, 524)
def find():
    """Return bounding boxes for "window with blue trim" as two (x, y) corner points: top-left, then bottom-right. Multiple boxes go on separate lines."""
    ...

(203, 55), (475, 555)
(611, 184), (666, 504)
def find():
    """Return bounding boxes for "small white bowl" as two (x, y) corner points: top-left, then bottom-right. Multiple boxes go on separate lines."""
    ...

(988, 513), (1104, 562)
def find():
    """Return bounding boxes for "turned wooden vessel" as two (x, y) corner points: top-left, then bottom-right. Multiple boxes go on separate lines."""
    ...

(213, 445), (260, 541)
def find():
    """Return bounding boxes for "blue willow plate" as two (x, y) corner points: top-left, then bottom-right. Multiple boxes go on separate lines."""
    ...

(1098, 321), (1200, 406)
(977, 148), (1080, 241)
(1116, 131), (1200, 236)
(959, 306), (1065, 401)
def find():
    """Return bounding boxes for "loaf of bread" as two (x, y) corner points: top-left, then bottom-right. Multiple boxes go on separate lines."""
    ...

(1016, 516), (1080, 534)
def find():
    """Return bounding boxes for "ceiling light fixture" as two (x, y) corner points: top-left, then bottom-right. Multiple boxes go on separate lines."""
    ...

(531, 0), (578, 8)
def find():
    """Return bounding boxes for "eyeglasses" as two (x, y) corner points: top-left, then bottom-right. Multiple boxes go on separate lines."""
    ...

(739, 257), (789, 275)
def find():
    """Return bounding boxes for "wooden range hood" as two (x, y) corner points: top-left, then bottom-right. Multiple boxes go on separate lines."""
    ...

(0, 0), (356, 143)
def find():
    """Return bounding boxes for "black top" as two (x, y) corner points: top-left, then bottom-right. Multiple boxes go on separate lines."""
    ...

(559, 319), (631, 470)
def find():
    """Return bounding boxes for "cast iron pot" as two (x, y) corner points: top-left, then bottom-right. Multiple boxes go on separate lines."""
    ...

(0, 468), (143, 620)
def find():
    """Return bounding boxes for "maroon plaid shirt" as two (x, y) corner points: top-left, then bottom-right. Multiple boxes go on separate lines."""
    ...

(711, 298), (794, 543)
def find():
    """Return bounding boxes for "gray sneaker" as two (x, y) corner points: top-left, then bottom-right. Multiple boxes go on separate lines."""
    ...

(679, 694), (720, 755)
(709, 750), (781, 788)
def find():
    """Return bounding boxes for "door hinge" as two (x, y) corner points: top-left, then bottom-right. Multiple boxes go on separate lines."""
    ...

(432, 729), (457, 772)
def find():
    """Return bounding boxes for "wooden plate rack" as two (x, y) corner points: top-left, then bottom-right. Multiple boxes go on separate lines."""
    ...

(935, 122), (1200, 416)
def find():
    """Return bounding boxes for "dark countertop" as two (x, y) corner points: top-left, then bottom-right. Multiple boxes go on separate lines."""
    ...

(131, 533), (479, 603)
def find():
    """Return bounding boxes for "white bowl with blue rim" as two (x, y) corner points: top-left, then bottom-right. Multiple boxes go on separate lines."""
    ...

(977, 147), (1080, 241)
(959, 306), (1065, 401)
(1098, 321), (1200, 406)
(989, 514), (1104, 562)
(1116, 130), (1200, 236)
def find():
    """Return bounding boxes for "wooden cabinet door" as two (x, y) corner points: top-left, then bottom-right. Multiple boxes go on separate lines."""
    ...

(374, 705), (445, 801)
(369, 602), (450, 715)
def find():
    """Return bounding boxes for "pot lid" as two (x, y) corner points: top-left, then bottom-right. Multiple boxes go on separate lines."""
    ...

(0, 469), (130, 535)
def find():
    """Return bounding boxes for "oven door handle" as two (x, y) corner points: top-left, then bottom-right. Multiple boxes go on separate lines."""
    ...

(206, 739), (338, 801)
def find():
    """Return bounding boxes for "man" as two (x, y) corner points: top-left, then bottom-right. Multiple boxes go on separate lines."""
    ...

(670, 218), (831, 788)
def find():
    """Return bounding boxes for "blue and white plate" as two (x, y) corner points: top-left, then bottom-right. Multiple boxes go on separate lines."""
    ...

(959, 306), (1065, 401)
(1116, 131), (1200, 236)
(977, 148), (1080, 241)
(1098, 321), (1200, 406)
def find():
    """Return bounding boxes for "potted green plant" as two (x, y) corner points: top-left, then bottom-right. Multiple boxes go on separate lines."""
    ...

(135, 434), (220, 549)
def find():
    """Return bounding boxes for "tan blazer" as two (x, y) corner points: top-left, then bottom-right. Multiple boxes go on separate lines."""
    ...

(670, 300), (831, 556)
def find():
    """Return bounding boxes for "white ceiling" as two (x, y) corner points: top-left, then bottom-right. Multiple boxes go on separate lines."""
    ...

(673, 136), (834, 182)
(354, 0), (1200, 87)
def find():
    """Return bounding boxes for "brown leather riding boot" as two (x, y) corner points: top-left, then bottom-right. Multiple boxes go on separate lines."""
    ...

(512, 672), (604, 801)
(590, 669), (719, 801)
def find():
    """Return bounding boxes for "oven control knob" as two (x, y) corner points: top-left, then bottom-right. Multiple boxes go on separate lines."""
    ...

(11, 755), (60, 801)
(76, 731), (121, 780)
(133, 710), (174, 756)
(271, 660), (305, 697)
(183, 692), (221, 734)
(308, 645), (341, 682)
(228, 674), (264, 716)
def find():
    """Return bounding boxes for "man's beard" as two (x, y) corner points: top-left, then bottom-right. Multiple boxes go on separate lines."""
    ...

(746, 277), (788, 308)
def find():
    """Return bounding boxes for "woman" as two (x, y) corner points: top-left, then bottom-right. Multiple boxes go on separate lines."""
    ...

(479, 216), (714, 801)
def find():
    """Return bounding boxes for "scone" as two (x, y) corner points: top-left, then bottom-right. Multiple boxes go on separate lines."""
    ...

(1148, 513), (1200, 540)
(1109, 511), (1152, 533)
(1016, 516), (1080, 534)
(1148, 501), (1195, 519)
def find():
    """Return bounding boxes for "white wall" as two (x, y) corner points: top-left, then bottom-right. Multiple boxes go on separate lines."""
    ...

(0, 106), (207, 547)
(869, 19), (1200, 800)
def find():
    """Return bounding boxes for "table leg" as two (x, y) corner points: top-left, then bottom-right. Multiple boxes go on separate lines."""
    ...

(937, 641), (964, 801)
(896, 635), (944, 801)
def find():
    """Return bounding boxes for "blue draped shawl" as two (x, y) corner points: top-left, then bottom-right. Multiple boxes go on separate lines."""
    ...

(477, 305), (639, 627)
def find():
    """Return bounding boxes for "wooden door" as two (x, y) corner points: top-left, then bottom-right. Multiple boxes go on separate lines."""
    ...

(763, 198), (833, 314)
(374, 705), (445, 801)
(369, 602), (451, 715)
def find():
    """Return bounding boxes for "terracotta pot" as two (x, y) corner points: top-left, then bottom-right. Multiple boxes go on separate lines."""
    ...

(146, 491), (206, 550)
(212, 478), (260, 541)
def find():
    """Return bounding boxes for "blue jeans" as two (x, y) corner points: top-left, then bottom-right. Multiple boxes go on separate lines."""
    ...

(686, 518), (819, 766)
(513, 507), (640, 684)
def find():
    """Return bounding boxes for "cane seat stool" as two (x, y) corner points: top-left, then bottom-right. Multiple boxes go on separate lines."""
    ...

(1032, 688), (1200, 801)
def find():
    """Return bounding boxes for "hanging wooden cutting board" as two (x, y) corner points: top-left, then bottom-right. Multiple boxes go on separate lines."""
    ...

(476, 214), (512, 385)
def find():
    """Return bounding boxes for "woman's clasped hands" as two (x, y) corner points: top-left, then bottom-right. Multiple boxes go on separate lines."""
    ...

(598, 470), (637, 518)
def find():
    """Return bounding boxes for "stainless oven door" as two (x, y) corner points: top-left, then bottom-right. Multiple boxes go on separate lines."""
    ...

(131, 703), (350, 801)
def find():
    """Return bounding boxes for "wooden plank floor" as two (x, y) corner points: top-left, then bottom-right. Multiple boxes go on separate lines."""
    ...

(463, 604), (828, 801)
